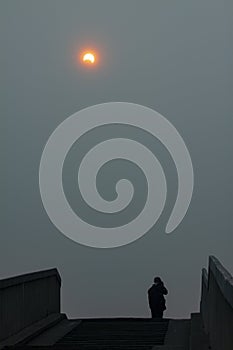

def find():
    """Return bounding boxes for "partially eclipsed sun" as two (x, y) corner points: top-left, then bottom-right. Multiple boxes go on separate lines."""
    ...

(83, 53), (95, 64)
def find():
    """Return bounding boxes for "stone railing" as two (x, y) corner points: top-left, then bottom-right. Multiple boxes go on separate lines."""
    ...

(200, 255), (233, 350)
(0, 268), (61, 341)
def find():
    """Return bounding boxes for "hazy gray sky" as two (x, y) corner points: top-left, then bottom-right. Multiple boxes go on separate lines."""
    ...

(1, 0), (233, 318)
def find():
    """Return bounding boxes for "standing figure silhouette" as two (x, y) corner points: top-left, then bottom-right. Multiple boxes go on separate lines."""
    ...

(148, 277), (168, 318)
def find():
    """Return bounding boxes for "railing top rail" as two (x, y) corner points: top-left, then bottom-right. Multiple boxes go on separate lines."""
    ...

(209, 255), (233, 309)
(0, 268), (61, 290)
(202, 268), (208, 287)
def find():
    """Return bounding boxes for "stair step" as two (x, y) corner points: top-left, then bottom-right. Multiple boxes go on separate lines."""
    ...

(153, 347), (187, 350)
(56, 318), (169, 349)
(6, 318), (170, 349)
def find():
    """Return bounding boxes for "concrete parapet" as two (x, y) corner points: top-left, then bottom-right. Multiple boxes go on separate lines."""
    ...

(0, 268), (61, 341)
(200, 256), (233, 350)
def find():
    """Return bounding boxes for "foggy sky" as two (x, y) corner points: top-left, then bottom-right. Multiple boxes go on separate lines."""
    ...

(1, 0), (233, 318)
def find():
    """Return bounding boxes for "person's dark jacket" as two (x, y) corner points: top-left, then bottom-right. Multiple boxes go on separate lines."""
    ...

(148, 282), (168, 311)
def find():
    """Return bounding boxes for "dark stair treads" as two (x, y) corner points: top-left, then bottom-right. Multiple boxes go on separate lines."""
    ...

(6, 318), (170, 350)
(56, 318), (169, 349)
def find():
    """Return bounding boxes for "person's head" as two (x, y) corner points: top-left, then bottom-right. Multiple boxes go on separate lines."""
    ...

(154, 276), (162, 284)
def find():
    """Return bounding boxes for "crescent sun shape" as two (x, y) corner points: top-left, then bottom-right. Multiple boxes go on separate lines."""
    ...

(83, 53), (95, 63)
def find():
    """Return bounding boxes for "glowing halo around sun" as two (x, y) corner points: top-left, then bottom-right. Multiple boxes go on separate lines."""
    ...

(82, 52), (95, 64)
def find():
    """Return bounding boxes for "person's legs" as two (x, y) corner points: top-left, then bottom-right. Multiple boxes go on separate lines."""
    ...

(151, 308), (163, 318)
(157, 310), (163, 318)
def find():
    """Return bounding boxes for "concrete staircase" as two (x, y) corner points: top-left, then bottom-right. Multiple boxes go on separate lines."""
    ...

(2, 255), (233, 349)
(11, 318), (169, 349)
(56, 318), (169, 349)
(5, 314), (210, 350)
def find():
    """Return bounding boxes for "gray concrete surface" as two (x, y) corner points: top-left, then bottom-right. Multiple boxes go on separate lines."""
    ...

(0, 313), (65, 349)
(200, 267), (208, 333)
(189, 313), (209, 350)
(26, 319), (81, 346)
(0, 268), (61, 341)
(152, 347), (186, 350)
(200, 255), (233, 350)
(163, 319), (190, 349)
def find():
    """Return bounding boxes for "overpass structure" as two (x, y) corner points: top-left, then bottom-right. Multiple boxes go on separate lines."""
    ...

(0, 256), (232, 350)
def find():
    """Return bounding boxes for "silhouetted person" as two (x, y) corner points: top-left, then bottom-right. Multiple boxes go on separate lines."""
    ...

(148, 277), (168, 318)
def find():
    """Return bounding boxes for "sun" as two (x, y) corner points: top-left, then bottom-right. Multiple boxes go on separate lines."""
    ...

(82, 52), (95, 64)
